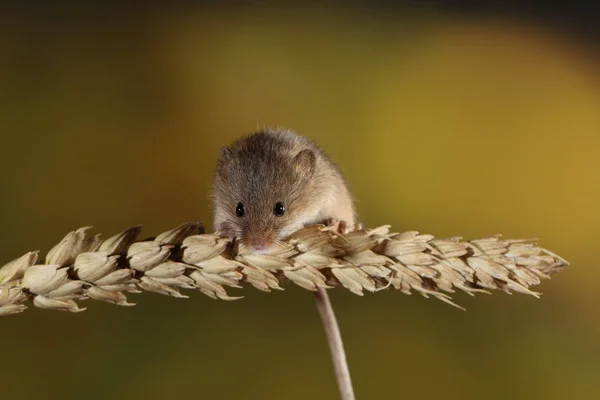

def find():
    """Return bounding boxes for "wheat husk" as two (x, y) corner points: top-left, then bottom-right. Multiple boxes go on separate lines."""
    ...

(0, 222), (568, 316)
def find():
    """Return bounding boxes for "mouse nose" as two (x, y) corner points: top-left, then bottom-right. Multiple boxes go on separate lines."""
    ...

(248, 236), (271, 251)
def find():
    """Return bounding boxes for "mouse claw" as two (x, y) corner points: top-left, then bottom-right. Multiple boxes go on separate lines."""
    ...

(323, 218), (340, 231)
(323, 218), (352, 235)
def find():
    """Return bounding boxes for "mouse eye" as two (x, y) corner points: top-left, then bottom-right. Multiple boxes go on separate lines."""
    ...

(273, 201), (285, 217)
(236, 202), (245, 217)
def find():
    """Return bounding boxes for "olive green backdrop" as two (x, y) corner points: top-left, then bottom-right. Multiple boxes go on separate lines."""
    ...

(1, 3), (598, 400)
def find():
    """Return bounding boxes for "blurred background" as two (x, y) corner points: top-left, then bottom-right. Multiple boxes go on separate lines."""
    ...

(0, 2), (598, 399)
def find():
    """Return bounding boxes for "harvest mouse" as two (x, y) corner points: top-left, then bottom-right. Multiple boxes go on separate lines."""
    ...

(212, 129), (356, 251)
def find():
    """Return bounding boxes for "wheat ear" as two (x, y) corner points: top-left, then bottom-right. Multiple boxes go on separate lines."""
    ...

(0, 221), (568, 316)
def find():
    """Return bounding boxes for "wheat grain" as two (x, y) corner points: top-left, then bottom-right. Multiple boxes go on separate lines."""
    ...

(0, 222), (568, 316)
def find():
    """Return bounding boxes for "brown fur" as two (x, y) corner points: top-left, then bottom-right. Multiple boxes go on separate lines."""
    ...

(212, 129), (355, 249)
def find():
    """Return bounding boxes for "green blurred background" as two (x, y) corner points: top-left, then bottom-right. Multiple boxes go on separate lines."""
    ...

(1, 2), (599, 399)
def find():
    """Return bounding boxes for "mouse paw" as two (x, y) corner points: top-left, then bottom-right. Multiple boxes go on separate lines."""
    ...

(215, 222), (237, 240)
(324, 218), (350, 234)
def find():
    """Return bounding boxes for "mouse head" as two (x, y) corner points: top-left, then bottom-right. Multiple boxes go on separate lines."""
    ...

(212, 144), (318, 251)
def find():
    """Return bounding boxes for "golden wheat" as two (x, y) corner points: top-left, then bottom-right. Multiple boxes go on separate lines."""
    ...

(0, 221), (568, 316)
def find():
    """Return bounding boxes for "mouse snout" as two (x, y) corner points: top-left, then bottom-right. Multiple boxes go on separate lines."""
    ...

(246, 235), (274, 251)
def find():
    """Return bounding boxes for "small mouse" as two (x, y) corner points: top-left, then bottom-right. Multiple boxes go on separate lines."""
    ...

(212, 129), (356, 251)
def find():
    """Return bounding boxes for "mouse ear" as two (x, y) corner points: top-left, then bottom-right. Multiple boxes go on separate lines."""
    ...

(218, 147), (233, 168)
(216, 147), (234, 180)
(292, 149), (316, 176)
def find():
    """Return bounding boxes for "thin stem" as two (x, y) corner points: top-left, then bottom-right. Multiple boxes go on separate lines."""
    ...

(314, 287), (355, 400)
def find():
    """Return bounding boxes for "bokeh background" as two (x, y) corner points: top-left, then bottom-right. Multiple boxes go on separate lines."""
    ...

(1, 2), (599, 399)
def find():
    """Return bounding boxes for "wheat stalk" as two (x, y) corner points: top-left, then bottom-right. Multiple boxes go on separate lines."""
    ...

(0, 221), (568, 316)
